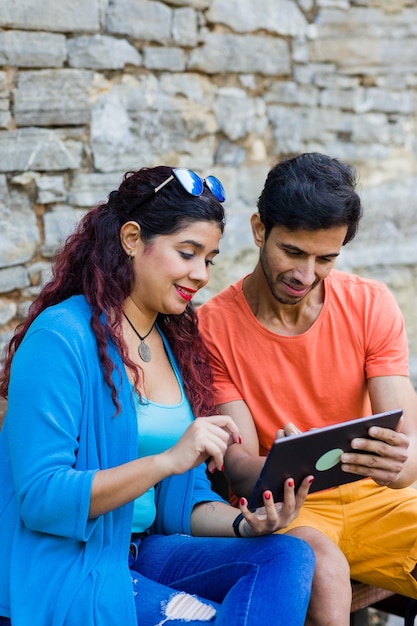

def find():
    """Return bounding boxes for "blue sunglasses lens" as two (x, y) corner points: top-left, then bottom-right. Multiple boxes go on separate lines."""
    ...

(173, 168), (225, 202)
(205, 175), (226, 203)
(173, 168), (204, 196)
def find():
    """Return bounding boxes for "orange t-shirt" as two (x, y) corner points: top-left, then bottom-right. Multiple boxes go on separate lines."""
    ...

(197, 270), (409, 456)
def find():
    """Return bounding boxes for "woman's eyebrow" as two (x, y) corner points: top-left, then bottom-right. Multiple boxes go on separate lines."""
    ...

(179, 239), (220, 254)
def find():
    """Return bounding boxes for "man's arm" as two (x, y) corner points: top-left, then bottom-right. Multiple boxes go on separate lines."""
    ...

(370, 375), (417, 487)
(340, 375), (417, 488)
(219, 399), (266, 499)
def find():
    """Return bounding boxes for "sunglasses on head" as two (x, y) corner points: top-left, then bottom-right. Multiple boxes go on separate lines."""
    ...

(110, 168), (226, 209)
(155, 168), (226, 203)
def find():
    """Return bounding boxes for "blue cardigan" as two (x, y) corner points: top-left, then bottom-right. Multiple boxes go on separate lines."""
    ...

(0, 296), (224, 625)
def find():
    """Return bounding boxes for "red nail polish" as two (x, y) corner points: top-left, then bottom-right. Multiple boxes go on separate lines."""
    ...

(264, 491), (271, 500)
(240, 497), (245, 506)
(238, 436), (242, 444)
(308, 477), (314, 484)
(288, 479), (294, 487)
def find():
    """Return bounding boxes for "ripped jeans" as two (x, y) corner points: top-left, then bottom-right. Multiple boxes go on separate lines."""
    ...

(130, 533), (315, 626)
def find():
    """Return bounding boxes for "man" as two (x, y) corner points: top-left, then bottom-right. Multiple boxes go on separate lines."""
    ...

(198, 152), (417, 626)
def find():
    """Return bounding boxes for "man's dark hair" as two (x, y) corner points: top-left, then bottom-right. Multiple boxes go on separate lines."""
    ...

(257, 152), (362, 244)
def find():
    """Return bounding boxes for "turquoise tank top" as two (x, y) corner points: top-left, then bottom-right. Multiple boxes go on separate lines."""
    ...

(131, 331), (194, 532)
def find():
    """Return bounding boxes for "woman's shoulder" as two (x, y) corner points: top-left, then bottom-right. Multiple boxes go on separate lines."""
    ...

(31, 295), (92, 331)
(25, 296), (96, 353)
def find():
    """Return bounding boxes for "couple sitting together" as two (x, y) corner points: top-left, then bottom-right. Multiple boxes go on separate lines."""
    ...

(1, 152), (417, 626)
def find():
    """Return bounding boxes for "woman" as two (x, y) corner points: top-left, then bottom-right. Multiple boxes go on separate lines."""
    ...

(0, 166), (315, 626)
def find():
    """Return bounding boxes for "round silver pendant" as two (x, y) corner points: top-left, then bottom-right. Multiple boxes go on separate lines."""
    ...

(138, 341), (152, 362)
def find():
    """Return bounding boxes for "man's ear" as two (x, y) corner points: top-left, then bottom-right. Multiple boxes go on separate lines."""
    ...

(250, 213), (266, 249)
(120, 221), (142, 258)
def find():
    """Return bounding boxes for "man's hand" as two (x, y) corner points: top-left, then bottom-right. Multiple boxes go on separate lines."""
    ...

(339, 425), (409, 486)
(275, 422), (301, 439)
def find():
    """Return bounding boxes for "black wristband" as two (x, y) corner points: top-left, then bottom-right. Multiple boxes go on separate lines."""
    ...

(232, 512), (245, 537)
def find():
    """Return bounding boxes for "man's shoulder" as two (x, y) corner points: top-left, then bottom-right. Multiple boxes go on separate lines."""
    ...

(329, 269), (389, 295)
(327, 270), (397, 321)
(198, 277), (245, 314)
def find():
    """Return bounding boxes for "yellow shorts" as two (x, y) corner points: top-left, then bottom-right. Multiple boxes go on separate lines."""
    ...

(278, 478), (417, 598)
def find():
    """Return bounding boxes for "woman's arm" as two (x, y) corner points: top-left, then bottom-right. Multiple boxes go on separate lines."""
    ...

(190, 476), (313, 538)
(90, 414), (242, 518)
(220, 399), (267, 499)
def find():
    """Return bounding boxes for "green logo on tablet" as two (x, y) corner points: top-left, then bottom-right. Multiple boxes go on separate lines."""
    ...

(315, 448), (343, 471)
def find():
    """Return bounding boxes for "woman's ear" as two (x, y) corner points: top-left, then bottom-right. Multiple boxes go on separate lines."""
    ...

(120, 221), (142, 259)
(250, 213), (266, 249)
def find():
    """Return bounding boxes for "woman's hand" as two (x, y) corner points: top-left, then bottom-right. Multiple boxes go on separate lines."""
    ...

(90, 415), (240, 519)
(190, 474), (313, 537)
(162, 415), (241, 476)
(236, 476), (314, 537)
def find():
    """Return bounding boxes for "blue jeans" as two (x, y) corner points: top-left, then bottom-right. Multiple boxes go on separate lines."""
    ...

(130, 533), (315, 626)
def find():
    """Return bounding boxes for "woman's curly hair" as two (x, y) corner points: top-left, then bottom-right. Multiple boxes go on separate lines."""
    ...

(0, 166), (225, 417)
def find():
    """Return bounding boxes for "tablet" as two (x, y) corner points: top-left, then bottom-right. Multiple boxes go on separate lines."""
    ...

(248, 409), (402, 510)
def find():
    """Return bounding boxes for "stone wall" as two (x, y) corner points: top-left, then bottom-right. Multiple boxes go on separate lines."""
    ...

(0, 0), (417, 383)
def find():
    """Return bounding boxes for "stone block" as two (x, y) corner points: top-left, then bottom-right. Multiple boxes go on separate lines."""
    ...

(319, 86), (359, 110)
(358, 177), (417, 238)
(0, 128), (82, 172)
(214, 141), (247, 167)
(188, 33), (291, 75)
(68, 35), (142, 70)
(354, 87), (415, 114)
(213, 88), (267, 141)
(0, 298), (17, 325)
(0, 175), (7, 203)
(106, 0), (171, 43)
(316, 5), (416, 36)
(0, 70), (10, 129)
(311, 10), (417, 73)
(42, 206), (86, 257)
(172, 7), (198, 47)
(14, 69), (93, 127)
(68, 172), (123, 207)
(0, 31), (67, 68)
(27, 261), (52, 290)
(0, 265), (30, 293)
(0, 192), (39, 267)
(207, 0), (308, 37)
(0, 71), (9, 97)
(0, 112), (10, 130)
(36, 175), (67, 204)
(0, 0), (100, 33)
(90, 76), (217, 171)
(351, 113), (391, 144)
(268, 105), (353, 153)
(172, 7), (199, 47)
(159, 73), (214, 104)
(265, 81), (319, 107)
(143, 47), (185, 71)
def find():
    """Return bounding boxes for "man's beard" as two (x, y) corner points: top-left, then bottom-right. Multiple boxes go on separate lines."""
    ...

(259, 247), (319, 305)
